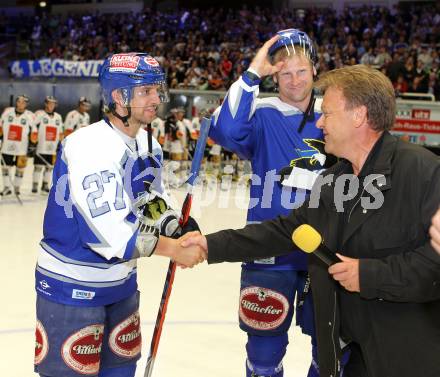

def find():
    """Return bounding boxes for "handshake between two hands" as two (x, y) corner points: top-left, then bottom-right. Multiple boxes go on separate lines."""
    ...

(168, 231), (208, 269)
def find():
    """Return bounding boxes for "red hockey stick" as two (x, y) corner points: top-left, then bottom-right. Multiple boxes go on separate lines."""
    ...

(144, 117), (211, 377)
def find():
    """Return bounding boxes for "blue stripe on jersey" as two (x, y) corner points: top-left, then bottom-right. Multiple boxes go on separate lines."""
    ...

(123, 230), (139, 260)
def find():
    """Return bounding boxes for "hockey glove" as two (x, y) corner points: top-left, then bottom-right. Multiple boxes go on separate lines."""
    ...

(181, 216), (200, 236)
(137, 192), (181, 237)
(133, 193), (179, 258)
(134, 222), (160, 258)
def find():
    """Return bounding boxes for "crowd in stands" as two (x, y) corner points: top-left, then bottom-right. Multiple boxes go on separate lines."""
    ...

(2, 3), (440, 98)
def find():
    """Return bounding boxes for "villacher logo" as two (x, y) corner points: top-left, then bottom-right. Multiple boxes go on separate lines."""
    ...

(239, 286), (289, 331)
(35, 321), (49, 365)
(109, 311), (142, 358)
(61, 324), (104, 375)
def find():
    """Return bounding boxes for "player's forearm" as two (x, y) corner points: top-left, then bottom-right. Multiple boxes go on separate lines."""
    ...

(153, 236), (178, 259)
(131, 233), (175, 260)
(151, 236), (207, 268)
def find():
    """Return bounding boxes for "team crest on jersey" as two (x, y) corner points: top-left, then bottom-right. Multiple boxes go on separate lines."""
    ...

(110, 54), (140, 72)
(109, 311), (142, 358)
(290, 139), (326, 170)
(239, 287), (289, 330)
(144, 56), (159, 67)
(61, 324), (104, 375)
(44, 118), (48, 124)
(35, 320), (49, 365)
(8, 115), (13, 122)
(56, 120), (60, 125)
(278, 138), (326, 188)
(21, 118), (26, 125)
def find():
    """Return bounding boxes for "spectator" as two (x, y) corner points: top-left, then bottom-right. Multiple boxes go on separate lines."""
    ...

(386, 52), (405, 83)
(4, 3), (439, 96)
(374, 46), (392, 67)
(403, 56), (416, 83)
(394, 74), (408, 95)
(360, 47), (376, 66)
(208, 71), (224, 90)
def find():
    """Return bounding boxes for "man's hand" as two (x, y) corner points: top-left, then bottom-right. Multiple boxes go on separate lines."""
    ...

(172, 241), (207, 268)
(180, 231), (208, 252)
(328, 254), (360, 293)
(249, 35), (285, 77)
(154, 236), (206, 268)
(429, 208), (440, 255)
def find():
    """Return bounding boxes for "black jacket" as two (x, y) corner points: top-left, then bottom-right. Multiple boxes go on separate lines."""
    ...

(207, 132), (440, 377)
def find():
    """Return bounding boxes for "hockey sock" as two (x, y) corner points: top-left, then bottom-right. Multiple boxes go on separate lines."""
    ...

(43, 167), (53, 186)
(14, 168), (24, 191)
(2, 167), (11, 189)
(245, 334), (287, 377)
(33, 165), (43, 185)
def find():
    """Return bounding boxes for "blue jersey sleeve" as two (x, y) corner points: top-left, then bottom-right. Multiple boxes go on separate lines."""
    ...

(209, 74), (262, 159)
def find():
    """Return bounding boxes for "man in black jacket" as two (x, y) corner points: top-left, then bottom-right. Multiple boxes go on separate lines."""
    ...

(181, 65), (440, 377)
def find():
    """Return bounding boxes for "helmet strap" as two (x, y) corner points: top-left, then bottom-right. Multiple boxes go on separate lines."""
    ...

(110, 103), (131, 127)
(298, 90), (316, 134)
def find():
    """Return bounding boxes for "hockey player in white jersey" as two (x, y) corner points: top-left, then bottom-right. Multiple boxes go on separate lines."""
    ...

(175, 107), (196, 157)
(149, 115), (165, 147)
(34, 53), (205, 377)
(32, 95), (63, 193)
(0, 94), (36, 196)
(192, 108), (222, 184)
(175, 107), (197, 182)
(209, 29), (328, 377)
(63, 96), (91, 136)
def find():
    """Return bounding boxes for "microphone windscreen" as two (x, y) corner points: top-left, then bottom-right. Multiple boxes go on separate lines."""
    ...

(292, 224), (322, 253)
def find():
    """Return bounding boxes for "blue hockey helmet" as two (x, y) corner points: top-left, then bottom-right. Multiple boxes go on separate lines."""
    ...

(269, 29), (317, 65)
(99, 53), (169, 108)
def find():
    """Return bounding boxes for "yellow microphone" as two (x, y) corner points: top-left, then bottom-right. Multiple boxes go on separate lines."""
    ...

(292, 224), (341, 266)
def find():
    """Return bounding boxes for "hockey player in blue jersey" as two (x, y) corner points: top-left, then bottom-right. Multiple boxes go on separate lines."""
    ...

(33, 53), (206, 377)
(209, 29), (326, 377)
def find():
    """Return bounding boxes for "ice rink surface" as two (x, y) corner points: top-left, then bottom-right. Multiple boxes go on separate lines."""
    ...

(0, 163), (312, 377)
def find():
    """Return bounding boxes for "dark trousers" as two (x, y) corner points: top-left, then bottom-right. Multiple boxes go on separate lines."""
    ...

(343, 342), (369, 377)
